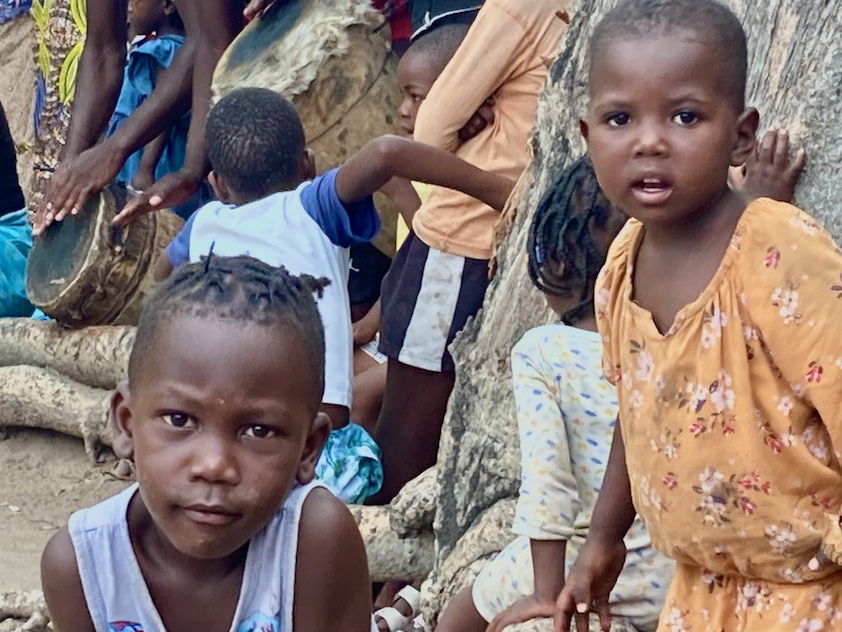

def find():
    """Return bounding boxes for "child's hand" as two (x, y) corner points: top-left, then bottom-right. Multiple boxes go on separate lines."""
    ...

(729, 128), (806, 203)
(352, 315), (379, 347)
(554, 538), (626, 632)
(459, 97), (495, 143)
(487, 595), (556, 632)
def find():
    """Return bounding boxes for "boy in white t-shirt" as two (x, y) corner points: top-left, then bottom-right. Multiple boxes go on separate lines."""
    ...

(157, 87), (514, 504)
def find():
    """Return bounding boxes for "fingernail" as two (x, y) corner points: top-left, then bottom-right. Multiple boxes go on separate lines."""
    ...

(46, 213), (53, 221)
(71, 207), (78, 215)
(576, 603), (589, 614)
(46, 203), (52, 211)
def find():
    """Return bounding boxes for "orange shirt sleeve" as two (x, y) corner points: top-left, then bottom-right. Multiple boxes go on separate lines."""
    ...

(413, 0), (529, 153)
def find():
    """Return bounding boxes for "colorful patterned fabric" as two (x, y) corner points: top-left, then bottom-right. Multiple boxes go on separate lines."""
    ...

(315, 422), (383, 504)
(596, 198), (842, 630)
(471, 324), (672, 631)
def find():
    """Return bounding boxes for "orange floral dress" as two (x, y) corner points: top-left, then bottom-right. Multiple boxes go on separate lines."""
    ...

(596, 198), (842, 632)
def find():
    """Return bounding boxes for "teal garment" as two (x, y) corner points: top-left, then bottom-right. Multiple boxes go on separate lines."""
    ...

(315, 423), (383, 504)
(0, 209), (33, 317)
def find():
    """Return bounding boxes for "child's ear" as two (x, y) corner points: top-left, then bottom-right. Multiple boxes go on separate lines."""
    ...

(208, 171), (231, 203)
(300, 149), (316, 181)
(111, 382), (135, 460)
(296, 412), (331, 484)
(579, 117), (590, 144)
(731, 107), (760, 166)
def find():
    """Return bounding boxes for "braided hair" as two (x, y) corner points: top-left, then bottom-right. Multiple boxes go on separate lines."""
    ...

(129, 255), (329, 395)
(527, 156), (615, 325)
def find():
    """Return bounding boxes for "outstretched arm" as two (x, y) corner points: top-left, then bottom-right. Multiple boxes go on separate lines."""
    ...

(41, 527), (96, 632)
(335, 135), (514, 213)
(294, 488), (372, 632)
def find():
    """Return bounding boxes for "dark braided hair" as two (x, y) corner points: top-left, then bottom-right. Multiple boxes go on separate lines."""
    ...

(128, 255), (329, 399)
(527, 156), (616, 325)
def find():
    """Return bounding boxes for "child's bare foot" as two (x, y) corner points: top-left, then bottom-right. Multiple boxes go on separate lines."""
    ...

(374, 586), (421, 632)
(729, 128), (806, 203)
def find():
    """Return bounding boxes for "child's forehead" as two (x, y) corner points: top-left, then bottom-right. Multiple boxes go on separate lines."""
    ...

(588, 30), (725, 93)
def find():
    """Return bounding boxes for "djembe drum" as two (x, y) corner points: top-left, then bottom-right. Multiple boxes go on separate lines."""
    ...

(213, 0), (401, 256)
(26, 184), (183, 327)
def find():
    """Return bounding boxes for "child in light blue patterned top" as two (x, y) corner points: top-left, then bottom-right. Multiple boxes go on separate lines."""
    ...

(435, 157), (673, 632)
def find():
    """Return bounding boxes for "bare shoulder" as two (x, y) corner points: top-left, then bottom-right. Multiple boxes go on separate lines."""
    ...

(293, 487), (371, 632)
(41, 526), (96, 632)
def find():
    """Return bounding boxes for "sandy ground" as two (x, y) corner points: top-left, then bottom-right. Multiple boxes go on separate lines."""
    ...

(0, 428), (127, 593)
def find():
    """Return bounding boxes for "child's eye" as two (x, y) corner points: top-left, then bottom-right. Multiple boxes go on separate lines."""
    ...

(672, 111), (698, 125)
(162, 412), (195, 429)
(606, 112), (630, 127)
(412, 94), (425, 103)
(244, 425), (277, 439)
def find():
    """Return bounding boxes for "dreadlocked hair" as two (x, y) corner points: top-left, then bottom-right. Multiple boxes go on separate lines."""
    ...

(527, 156), (612, 325)
(128, 255), (330, 397)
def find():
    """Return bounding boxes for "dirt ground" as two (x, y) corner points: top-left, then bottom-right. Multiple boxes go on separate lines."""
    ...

(0, 428), (127, 593)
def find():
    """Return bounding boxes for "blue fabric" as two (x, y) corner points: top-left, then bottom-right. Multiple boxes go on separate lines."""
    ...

(0, 209), (33, 317)
(299, 169), (380, 248)
(165, 205), (199, 267)
(315, 423), (383, 505)
(0, 0), (31, 23)
(106, 35), (189, 186)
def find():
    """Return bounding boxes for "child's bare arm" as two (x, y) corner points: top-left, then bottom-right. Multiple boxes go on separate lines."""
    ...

(555, 425), (634, 632)
(335, 135), (514, 213)
(293, 488), (371, 632)
(379, 177), (422, 228)
(154, 252), (175, 282)
(41, 527), (96, 632)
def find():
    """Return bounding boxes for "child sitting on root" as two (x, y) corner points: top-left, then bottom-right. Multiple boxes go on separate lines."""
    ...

(157, 87), (514, 504)
(41, 256), (375, 632)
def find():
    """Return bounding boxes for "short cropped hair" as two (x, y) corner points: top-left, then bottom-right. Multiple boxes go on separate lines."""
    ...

(206, 88), (306, 198)
(404, 23), (468, 75)
(590, 0), (748, 110)
(129, 255), (328, 406)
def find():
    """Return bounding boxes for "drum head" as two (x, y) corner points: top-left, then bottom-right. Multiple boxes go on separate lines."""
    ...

(26, 194), (105, 308)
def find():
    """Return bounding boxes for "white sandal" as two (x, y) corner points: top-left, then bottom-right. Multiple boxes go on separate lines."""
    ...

(374, 606), (410, 632)
(395, 586), (421, 618)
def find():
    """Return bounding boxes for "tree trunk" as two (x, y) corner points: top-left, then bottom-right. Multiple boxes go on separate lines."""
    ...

(425, 0), (842, 627)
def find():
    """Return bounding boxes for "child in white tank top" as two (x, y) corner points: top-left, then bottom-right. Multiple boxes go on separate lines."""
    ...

(41, 256), (376, 632)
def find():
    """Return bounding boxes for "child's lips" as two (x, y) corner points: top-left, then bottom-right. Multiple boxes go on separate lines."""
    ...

(182, 504), (241, 527)
(630, 178), (672, 205)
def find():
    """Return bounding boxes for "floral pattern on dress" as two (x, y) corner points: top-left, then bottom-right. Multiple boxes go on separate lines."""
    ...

(597, 199), (842, 630)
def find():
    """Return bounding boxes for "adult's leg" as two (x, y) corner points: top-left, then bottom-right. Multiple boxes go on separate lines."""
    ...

(366, 359), (454, 505)
(435, 586), (488, 632)
(351, 360), (387, 436)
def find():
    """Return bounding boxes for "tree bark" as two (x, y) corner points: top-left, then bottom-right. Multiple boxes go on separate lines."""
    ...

(0, 320), (133, 390)
(425, 0), (842, 627)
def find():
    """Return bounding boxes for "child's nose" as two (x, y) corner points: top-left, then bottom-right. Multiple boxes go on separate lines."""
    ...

(633, 119), (669, 156)
(188, 434), (241, 485)
(399, 96), (414, 119)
